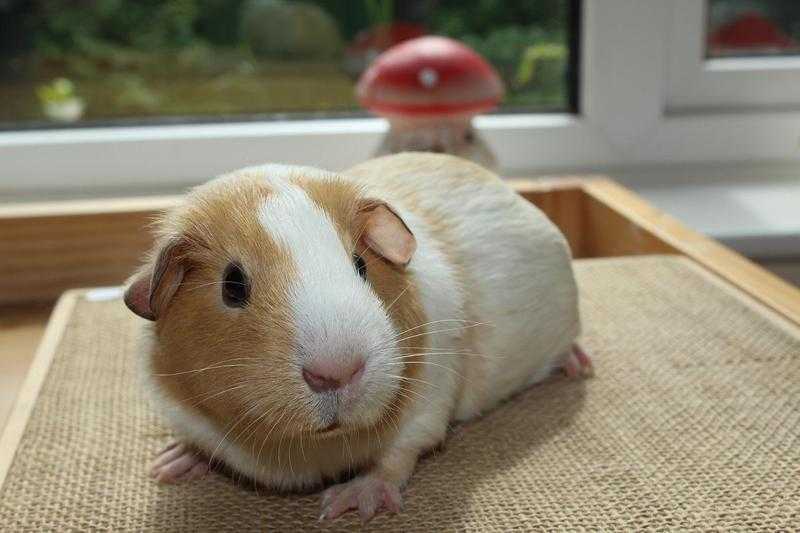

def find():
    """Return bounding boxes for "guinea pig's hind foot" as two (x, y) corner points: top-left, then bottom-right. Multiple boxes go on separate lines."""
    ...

(319, 474), (402, 523)
(149, 441), (210, 484)
(562, 344), (594, 379)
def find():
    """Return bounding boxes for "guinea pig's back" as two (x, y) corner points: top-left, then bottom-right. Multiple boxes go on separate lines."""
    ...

(343, 153), (580, 415)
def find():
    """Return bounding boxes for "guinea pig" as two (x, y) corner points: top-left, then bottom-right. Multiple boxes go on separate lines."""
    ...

(124, 152), (589, 522)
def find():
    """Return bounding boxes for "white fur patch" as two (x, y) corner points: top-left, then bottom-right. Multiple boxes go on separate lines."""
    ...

(257, 178), (399, 426)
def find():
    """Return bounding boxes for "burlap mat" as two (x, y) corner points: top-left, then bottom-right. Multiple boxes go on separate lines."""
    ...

(1, 256), (798, 531)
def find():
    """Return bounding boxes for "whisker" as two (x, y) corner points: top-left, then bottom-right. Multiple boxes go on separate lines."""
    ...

(388, 373), (437, 390)
(392, 322), (493, 345)
(393, 387), (430, 408)
(258, 405), (290, 472)
(237, 412), (270, 455)
(297, 415), (307, 462)
(245, 404), (282, 460)
(342, 425), (354, 470)
(207, 401), (264, 467)
(184, 383), (250, 409)
(384, 282), (411, 313)
(387, 319), (482, 341)
(392, 384), (434, 406)
(393, 351), (502, 361)
(400, 360), (470, 383)
(277, 410), (299, 478)
(154, 362), (261, 377)
(394, 345), (495, 354)
(381, 402), (403, 434)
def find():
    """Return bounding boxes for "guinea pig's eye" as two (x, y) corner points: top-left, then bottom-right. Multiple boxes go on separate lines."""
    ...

(222, 262), (250, 308)
(353, 254), (367, 280)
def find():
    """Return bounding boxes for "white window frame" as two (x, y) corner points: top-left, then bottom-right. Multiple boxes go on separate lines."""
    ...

(2, 0), (800, 194)
(668, 0), (800, 112)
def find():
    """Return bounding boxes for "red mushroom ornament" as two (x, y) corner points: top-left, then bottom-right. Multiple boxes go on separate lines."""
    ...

(357, 36), (504, 168)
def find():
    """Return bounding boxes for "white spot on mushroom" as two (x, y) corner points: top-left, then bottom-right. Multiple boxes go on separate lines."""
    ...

(418, 68), (438, 89)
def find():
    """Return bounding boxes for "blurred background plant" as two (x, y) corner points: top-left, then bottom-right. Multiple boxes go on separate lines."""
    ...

(0, 0), (572, 125)
(35, 77), (85, 122)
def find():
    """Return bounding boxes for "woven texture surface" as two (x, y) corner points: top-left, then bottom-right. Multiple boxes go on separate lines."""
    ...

(1, 256), (799, 531)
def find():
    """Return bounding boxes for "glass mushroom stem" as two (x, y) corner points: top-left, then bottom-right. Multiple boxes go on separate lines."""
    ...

(376, 114), (497, 169)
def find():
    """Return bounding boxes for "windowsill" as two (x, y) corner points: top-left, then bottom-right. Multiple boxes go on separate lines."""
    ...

(0, 113), (577, 145)
(624, 176), (800, 259)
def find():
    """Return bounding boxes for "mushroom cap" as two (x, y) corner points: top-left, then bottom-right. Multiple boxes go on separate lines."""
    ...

(356, 36), (504, 117)
(709, 11), (795, 53)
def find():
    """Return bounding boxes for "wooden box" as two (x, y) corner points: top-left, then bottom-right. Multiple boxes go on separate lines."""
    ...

(1, 178), (799, 530)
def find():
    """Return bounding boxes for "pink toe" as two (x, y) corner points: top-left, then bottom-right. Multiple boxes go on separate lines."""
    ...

(149, 443), (187, 476)
(179, 461), (209, 481)
(155, 453), (200, 483)
(320, 477), (403, 521)
(359, 500), (379, 523)
(573, 345), (594, 376)
(323, 489), (355, 520)
(574, 344), (592, 367)
(563, 355), (579, 378)
(383, 485), (402, 513)
(324, 502), (349, 521)
(358, 483), (387, 522)
(321, 486), (341, 509)
(161, 440), (181, 453)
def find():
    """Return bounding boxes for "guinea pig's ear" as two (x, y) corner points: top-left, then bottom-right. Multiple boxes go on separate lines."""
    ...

(357, 199), (416, 266)
(124, 237), (188, 321)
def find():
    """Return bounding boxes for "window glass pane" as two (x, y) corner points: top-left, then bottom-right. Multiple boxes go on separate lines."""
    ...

(707, 0), (800, 57)
(0, 0), (577, 128)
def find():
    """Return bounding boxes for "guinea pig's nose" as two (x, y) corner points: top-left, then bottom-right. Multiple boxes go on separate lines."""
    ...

(302, 359), (365, 393)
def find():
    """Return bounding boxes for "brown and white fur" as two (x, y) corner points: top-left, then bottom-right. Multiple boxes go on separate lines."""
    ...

(124, 152), (587, 522)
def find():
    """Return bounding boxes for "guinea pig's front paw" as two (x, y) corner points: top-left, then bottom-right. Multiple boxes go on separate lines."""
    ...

(319, 474), (402, 523)
(149, 441), (210, 484)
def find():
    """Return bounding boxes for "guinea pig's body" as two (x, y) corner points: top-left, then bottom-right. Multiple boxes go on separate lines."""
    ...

(343, 154), (580, 418)
(127, 153), (585, 521)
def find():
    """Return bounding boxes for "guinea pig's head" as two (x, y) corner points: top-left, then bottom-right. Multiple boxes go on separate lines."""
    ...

(125, 165), (425, 445)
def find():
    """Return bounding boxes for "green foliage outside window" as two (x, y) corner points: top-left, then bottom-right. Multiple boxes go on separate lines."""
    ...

(0, 0), (572, 124)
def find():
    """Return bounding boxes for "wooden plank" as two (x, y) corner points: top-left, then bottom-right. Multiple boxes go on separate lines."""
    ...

(0, 197), (180, 306)
(0, 210), (157, 305)
(581, 189), (676, 258)
(509, 178), (590, 258)
(0, 292), (76, 485)
(0, 195), (181, 219)
(582, 178), (800, 326)
(0, 304), (52, 432)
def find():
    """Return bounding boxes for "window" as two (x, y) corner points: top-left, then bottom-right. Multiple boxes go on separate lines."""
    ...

(0, 1), (578, 129)
(669, 0), (800, 112)
(707, 0), (800, 57)
(3, 1), (800, 194)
